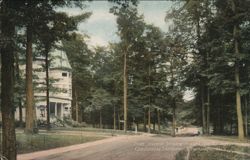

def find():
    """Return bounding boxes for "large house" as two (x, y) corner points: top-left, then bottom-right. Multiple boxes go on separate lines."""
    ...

(15, 49), (72, 122)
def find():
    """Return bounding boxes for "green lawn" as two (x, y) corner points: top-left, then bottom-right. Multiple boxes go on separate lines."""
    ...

(15, 132), (107, 154)
(206, 136), (250, 143)
(176, 145), (250, 160)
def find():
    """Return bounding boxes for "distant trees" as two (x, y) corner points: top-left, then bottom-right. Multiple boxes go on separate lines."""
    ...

(110, 5), (186, 134)
(111, 6), (146, 132)
(167, 0), (250, 139)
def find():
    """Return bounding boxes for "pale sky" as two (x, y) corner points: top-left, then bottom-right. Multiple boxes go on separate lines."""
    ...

(63, 1), (173, 47)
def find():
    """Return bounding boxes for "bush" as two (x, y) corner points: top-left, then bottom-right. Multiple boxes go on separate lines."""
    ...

(15, 120), (25, 128)
(62, 116), (87, 127)
(175, 148), (188, 160)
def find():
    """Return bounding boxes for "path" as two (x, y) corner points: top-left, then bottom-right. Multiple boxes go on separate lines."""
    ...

(18, 134), (250, 160)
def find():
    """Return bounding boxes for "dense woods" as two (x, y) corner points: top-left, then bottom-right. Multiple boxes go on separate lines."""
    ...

(0, 0), (250, 159)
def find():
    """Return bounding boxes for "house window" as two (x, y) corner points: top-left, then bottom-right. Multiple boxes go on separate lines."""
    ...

(62, 72), (67, 77)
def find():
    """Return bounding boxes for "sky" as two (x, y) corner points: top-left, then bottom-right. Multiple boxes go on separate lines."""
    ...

(64, 1), (173, 47)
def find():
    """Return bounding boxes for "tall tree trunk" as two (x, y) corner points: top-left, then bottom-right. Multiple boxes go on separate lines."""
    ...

(144, 108), (146, 132)
(100, 110), (102, 129)
(1, 5), (17, 158)
(219, 104), (224, 134)
(15, 52), (23, 125)
(153, 109), (156, 132)
(232, 0), (244, 140)
(170, 59), (176, 137)
(123, 51), (128, 132)
(196, 5), (207, 135)
(206, 43), (210, 135)
(75, 90), (79, 122)
(148, 63), (151, 133)
(244, 96), (248, 136)
(113, 105), (116, 130)
(79, 107), (83, 123)
(172, 99), (176, 137)
(45, 47), (50, 130)
(148, 107), (151, 133)
(118, 110), (120, 130)
(201, 84), (206, 134)
(25, 25), (36, 134)
(157, 109), (161, 134)
(206, 88), (210, 135)
(19, 101), (23, 125)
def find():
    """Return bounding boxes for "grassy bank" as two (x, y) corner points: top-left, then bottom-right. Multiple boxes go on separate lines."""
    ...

(176, 145), (250, 160)
(13, 131), (107, 154)
(206, 136), (250, 143)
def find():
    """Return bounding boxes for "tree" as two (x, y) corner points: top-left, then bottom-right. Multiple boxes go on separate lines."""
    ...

(0, 0), (17, 159)
(231, 0), (245, 140)
(17, 0), (87, 133)
(62, 33), (92, 122)
(111, 6), (146, 132)
(37, 11), (91, 129)
(167, 0), (250, 138)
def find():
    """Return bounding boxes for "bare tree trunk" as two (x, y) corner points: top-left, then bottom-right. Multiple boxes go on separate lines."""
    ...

(169, 59), (176, 137)
(19, 101), (23, 124)
(232, 0), (244, 140)
(206, 88), (210, 135)
(1, 7), (17, 158)
(148, 63), (151, 133)
(25, 25), (36, 134)
(157, 109), (161, 134)
(244, 96), (248, 136)
(195, 5), (207, 135)
(100, 110), (102, 129)
(144, 108), (146, 132)
(172, 100), (176, 137)
(219, 104), (224, 134)
(148, 107), (151, 133)
(113, 105), (116, 130)
(118, 110), (120, 130)
(79, 107), (83, 123)
(45, 47), (50, 130)
(123, 51), (128, 132)
(153, 109), (156, 132)
(75, 90), (79, 122)
(201, 84), (206, 134)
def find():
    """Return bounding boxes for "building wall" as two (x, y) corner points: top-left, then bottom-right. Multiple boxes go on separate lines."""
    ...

(15, 50), (73, 121)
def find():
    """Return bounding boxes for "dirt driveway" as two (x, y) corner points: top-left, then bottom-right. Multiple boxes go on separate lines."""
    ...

(18, 134), (250, 160)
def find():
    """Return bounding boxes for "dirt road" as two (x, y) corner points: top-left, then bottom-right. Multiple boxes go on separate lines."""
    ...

(18, 134), (250, 160)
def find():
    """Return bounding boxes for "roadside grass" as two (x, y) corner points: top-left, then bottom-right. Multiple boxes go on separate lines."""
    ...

(175, 135), (250, 160)
(205, 135), (250, 143)
(188, 147), (250, 160)
(176, 145), (250, 160)
(51, 127), (142, 135)
(15, 132), (106, 154)
(14, 127), (142, 154)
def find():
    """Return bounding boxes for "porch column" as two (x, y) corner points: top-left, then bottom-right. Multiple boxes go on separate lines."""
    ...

(55, 102), (57, 118)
